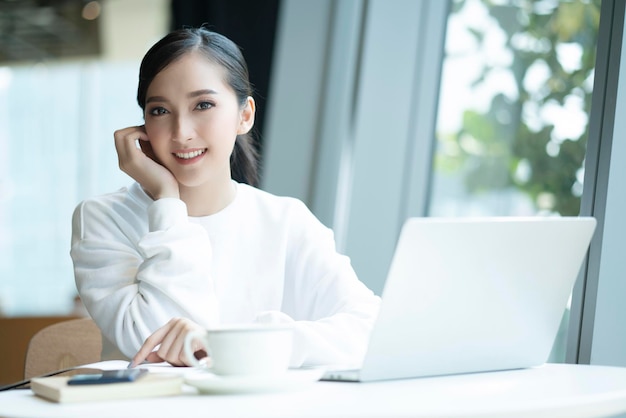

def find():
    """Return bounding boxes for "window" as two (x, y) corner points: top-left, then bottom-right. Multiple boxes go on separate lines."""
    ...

(431, 0), (600, 217)
(0, 62), (139, 315)
(430, 0), (601, 361)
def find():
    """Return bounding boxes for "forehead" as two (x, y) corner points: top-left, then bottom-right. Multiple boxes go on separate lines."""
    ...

(147, 51), (230, 94)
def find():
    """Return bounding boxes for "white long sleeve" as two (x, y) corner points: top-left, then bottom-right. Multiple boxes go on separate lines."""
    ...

(71, 182), (380, 367)
(71, 188), (219, 358)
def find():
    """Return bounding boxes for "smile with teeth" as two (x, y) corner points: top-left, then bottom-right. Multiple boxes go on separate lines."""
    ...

(174, 149), (207, 159)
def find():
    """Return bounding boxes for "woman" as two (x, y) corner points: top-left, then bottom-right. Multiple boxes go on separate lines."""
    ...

(71, 27), (380, 368)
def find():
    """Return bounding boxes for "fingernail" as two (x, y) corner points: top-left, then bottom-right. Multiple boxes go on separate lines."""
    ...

(127, 361), (135, 369)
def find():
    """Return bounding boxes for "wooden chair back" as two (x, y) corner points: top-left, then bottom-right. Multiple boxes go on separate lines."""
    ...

(0, 316), (79, 385)
(24, 318), (102, 379)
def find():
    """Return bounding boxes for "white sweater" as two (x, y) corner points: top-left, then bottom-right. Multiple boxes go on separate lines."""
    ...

(71, 182), (380, 367)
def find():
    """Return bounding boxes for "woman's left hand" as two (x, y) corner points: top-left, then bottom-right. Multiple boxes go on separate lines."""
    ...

(129, 317), (207, 367)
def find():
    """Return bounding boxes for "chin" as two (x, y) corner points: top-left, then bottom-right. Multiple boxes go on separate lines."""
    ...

(176, 178), (209, 189)
(175, 172), (223, 189)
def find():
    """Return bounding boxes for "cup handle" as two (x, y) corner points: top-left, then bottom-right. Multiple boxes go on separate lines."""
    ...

(184, 330), (208, 368)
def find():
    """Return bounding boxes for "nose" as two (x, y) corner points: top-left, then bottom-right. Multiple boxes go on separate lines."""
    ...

(171, 114), (194, 143)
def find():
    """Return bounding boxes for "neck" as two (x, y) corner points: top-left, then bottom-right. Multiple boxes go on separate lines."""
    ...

(179, 177), (236, 217)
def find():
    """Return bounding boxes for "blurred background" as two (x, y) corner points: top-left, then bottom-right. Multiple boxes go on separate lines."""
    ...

(0, 0), (604, 364)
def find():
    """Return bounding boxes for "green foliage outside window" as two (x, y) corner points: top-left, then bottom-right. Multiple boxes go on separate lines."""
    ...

(437, 0), (601, 215)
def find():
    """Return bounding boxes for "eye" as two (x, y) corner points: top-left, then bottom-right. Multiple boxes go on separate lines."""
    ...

(148, 107), (168, 116)
(196, 101), (214, 110)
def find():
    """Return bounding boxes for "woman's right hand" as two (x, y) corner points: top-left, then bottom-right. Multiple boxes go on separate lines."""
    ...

(114, 126), (180, 200)
(129, 317), (207, 367)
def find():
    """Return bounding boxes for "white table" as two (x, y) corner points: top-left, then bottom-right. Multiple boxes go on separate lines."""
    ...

(2, 364), (626, 418)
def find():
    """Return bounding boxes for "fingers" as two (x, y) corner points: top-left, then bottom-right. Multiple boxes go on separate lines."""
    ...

(113, 126), (150, 174)
(131, 318), (205, 368)
(155, 321), (189, 366)
(130, 320), (171, 367)
(113, 125), (179, 199)
(145, 351), (165, 364)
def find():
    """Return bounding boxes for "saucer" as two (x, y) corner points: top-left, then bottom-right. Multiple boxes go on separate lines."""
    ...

(184, 369), (325, 395)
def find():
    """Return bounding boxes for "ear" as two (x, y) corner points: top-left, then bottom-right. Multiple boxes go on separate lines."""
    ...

(237, 96), (256, 135)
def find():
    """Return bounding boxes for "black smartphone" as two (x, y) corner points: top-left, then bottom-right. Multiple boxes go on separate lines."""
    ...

(67, 369), (148, 385)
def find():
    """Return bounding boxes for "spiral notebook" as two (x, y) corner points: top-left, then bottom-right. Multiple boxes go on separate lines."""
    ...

(323, 217), (596, 382)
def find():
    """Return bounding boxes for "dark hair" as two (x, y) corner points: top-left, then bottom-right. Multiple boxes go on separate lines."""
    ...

(137, 27), (259, 186)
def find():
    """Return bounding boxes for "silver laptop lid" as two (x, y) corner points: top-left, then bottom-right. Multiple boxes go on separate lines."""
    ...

(360, 217), (596, 382)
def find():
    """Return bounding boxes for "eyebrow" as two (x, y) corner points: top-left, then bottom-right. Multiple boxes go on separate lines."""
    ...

(146, 89), (219, 104)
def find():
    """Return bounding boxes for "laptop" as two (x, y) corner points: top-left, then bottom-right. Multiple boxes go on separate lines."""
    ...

(323, 216), (597, 382)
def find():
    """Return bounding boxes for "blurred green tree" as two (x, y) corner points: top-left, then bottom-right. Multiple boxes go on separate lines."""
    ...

(439, 0), (600, 215)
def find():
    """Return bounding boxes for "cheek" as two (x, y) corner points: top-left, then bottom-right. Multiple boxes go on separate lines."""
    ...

(144, 122), (166, 143)
(144, 126), (169, 156)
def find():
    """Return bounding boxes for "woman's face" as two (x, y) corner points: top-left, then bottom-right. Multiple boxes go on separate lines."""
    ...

(143, 51), (254, 188)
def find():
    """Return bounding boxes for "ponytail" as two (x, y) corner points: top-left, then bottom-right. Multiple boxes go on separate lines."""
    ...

(231, 132), (259, 186)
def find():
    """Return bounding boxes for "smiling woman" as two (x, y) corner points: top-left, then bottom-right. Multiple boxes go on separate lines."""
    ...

(114, 53), (255, 213)
(136, 51), (255, 211)
(70, 27), (381, 370)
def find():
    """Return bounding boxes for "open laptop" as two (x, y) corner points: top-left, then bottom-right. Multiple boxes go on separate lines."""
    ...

(323, 216), (596, 382)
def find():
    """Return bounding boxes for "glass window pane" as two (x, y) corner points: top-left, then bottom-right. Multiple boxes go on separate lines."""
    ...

(430, 0), (601, 361)
(0, 62), (139, 316)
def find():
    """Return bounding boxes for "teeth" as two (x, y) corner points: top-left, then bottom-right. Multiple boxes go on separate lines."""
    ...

(175, 149), (205, 159)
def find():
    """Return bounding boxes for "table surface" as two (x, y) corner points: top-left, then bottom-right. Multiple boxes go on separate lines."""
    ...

(2, 363), (626, 418)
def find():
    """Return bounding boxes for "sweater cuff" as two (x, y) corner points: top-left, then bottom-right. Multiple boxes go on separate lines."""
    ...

(147, 198), (188, 232)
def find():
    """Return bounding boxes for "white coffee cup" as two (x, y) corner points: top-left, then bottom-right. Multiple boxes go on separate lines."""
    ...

(183, 323), (294, 377)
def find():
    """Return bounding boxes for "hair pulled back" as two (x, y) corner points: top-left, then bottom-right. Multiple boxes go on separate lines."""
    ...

(137, 27), (259, 186)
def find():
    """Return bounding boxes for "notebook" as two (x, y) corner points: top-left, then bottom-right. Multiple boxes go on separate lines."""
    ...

(31, 372), (183, 403)
(323, 216), (596, 382)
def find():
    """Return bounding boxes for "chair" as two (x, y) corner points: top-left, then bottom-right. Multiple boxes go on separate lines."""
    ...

(0, 315), (81, 385)
(24, 318), (102, 379)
